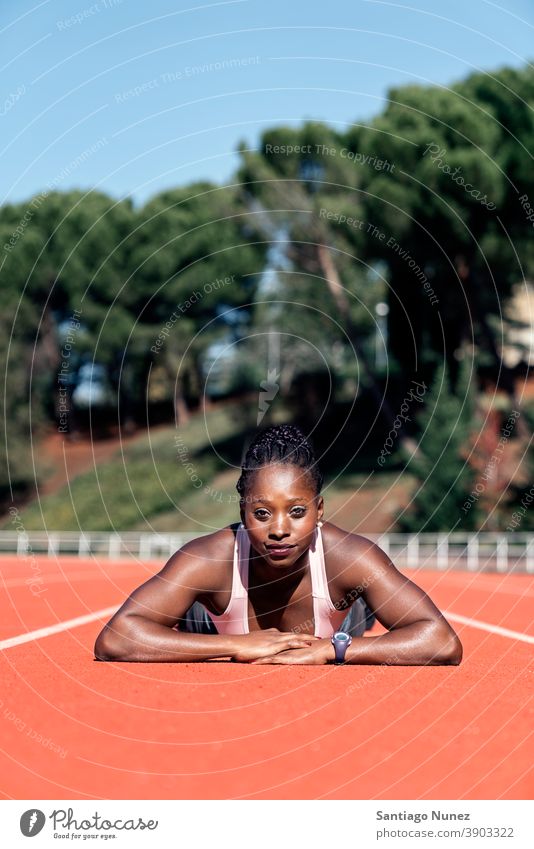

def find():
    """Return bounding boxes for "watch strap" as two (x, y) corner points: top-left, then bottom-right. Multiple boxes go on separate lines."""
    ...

(332, 636), (350, 664)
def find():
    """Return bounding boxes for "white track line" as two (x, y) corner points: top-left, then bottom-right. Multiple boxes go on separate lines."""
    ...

(0, 606), (118, 650)
(1, 606), (532, 652)
(1, 568), (142, 588)
(430, 572), (534, 598)
(445, 611), (534, 645)
(432, 571), (534, 596)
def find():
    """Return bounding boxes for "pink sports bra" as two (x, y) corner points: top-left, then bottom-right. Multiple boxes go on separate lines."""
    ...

(208, 523), (346, 637)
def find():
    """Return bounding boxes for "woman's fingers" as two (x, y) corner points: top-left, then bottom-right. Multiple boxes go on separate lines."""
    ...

(253, 654), (297, 665)
(279, 632), (320, 641)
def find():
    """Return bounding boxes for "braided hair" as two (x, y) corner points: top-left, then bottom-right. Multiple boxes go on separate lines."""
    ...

(236, 424), (323, 499)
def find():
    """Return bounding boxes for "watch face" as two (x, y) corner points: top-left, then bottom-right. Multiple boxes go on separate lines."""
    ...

(334, 632), (350, 642)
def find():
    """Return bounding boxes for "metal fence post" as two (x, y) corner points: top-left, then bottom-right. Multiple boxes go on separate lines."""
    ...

(78, 534), (90, 556)
(437, 533), (448, 570)
(407, 535), (419, 568)
(496, 536), (508, 572)
(108, 535), (122, 559)
(467, 535), (478, 571)
(139, 535), (152, 560)
(17, 532), (29, 555)
(47, 534), (59, 557)
(379, 535), (390, 556)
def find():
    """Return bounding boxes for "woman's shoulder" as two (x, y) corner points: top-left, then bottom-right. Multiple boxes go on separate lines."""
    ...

(178, 523), (239, 564)
(321, 522), (388, 579)
(163, 524), (238, 592)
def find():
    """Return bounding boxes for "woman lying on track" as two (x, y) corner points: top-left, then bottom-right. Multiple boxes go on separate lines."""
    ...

(95, 425), (462, 666)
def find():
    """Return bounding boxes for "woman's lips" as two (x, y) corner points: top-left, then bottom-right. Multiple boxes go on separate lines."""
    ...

(265, 544), (296, 556)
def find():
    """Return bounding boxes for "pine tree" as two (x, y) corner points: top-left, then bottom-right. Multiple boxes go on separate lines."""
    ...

(503, 403), (534, 532)
(399, 363), (481, 531)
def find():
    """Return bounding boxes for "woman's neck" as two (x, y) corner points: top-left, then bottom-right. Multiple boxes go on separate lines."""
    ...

(248, 547), (309, 596)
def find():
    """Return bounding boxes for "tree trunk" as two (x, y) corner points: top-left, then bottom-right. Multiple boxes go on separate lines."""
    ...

(455, 256), (526, 436)
(174, 382), (189, 425)
(316, 243), (418, 456)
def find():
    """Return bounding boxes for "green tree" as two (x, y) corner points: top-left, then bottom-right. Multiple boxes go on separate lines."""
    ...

(130, 182), (267, 419)
(351, 65), (534, 398)
(0, 189), (138, 432)
(0, 303), (48, 503)
(399, 364), (481, 532)
(236, 122), (403, 438)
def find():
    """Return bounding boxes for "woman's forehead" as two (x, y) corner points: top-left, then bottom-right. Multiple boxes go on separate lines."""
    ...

(246, 464), (316, 494)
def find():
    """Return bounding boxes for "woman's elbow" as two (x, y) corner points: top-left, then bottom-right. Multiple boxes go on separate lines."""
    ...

(447, 634), (463, 665)
(94, 624), (131, 662)
(434, 626), (463, 666)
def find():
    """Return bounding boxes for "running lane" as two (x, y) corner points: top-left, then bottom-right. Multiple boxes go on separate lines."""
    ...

(0, 562), (532, 800)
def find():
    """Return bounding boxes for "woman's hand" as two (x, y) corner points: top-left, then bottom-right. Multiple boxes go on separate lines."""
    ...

(231, 629), (321, 663)
(251, 639), (333, 665)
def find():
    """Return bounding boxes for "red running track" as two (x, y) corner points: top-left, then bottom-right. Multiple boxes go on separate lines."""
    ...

(0, 556), (532, 800)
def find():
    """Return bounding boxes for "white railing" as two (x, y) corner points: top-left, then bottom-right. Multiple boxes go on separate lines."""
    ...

(0, 531), (198, 561)
(0, 530), (532, 572)
(374, 532), (534, 573)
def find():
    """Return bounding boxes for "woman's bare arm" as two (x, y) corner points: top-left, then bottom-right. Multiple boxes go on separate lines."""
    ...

(253, 530), (462, 666)
(94, 531), (318, 663)
(341, 535), (462, 665)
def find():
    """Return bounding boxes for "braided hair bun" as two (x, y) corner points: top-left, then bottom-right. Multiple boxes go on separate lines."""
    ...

(236, 424), (323, 498)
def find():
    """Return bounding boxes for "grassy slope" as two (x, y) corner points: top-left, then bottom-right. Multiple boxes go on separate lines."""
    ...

(11, 408), (238, 531)
(9, 407), (415, 533)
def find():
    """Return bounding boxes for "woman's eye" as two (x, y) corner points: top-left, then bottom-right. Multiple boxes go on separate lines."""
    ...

(254, 509), (270, 519)
(291, 507), (306, 517)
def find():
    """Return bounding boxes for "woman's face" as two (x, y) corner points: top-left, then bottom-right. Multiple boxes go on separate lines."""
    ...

(241, 463), (324, 569)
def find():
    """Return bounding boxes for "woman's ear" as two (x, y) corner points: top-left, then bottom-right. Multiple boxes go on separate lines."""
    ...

(316, 495), (324, 524)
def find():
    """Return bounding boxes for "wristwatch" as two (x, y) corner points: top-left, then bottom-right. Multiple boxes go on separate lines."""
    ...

(331, 631), (352, 664)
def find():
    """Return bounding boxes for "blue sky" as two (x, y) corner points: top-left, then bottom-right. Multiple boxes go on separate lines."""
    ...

(1, 0), (532, 207)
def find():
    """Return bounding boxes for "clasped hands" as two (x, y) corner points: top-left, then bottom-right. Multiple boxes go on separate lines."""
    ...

(232, 628), (334, 665)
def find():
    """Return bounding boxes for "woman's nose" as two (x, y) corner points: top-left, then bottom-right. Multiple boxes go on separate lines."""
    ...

(269, 517), (290, 538)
